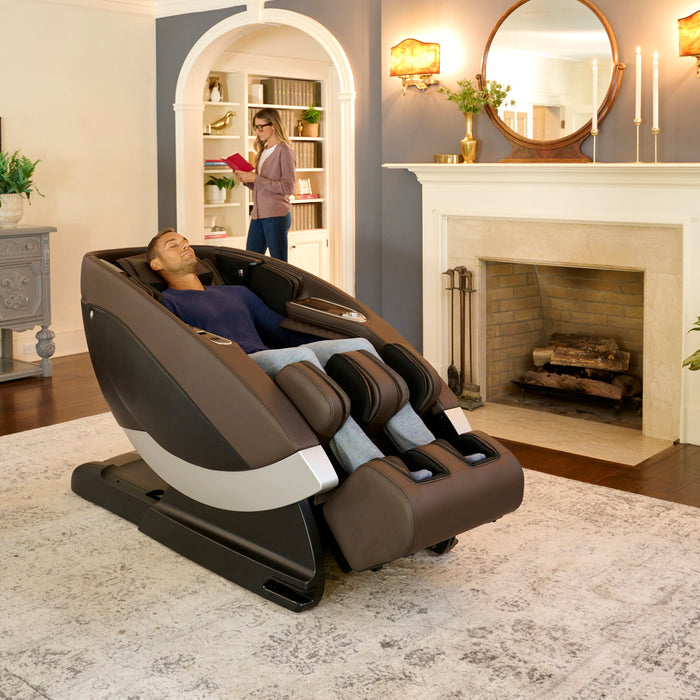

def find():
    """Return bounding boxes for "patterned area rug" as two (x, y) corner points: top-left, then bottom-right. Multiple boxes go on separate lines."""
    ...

(1, 414), (698, 699)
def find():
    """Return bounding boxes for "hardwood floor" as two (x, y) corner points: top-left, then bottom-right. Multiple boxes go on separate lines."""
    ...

(497, 439), (700, 509)
(1, 353), (698, 509)
(0, 353), (108, 435)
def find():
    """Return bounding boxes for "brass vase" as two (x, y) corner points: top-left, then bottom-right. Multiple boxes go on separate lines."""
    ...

(460, 112), (478, 163)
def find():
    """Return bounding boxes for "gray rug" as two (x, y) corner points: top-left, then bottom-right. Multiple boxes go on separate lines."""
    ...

(1, 414), (698, 699)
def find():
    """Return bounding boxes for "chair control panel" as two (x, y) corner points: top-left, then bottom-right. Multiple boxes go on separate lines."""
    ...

(191, 327), (233, 345)
(290, 297), (367, 323)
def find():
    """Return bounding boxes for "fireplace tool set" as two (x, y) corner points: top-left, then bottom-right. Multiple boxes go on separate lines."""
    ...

(444, 267), (484, 411)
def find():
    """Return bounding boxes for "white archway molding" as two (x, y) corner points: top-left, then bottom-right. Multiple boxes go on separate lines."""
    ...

(174, 7), (357, 293)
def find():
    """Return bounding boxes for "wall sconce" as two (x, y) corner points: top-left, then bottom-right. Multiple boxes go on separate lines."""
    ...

(390, 38), (440, 95)
(678, 10), (700, 77)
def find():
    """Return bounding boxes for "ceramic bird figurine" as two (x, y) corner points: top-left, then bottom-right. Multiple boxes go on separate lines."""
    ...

(208, 111), (236, 133)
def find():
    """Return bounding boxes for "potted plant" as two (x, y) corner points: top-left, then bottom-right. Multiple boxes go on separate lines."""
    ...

(0, 149), (43, 228)
(205, 175), (235, 204)
(300, 104), (321, 137)
(683, 316), (700, 371)
(439, 79), (511, 162)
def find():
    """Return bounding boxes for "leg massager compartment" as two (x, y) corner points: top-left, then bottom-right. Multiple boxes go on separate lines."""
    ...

(325, 349), (410, 435)
(323, 434), (524, 572)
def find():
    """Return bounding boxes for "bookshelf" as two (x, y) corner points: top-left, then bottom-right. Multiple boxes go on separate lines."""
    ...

(201, 69), (329, 279)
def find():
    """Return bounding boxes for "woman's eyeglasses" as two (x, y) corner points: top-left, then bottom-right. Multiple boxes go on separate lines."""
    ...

(254, 123), (272, 131)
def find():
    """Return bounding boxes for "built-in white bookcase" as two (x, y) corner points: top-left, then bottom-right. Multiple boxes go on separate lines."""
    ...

(200, 60), (330, 280)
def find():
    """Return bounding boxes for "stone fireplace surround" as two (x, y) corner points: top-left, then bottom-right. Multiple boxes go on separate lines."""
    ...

(384, 163), (700, 445)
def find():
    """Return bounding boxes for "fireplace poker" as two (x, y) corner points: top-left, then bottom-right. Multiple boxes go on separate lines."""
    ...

(457, 266), (483, 410)
(443, 268), (461, 395)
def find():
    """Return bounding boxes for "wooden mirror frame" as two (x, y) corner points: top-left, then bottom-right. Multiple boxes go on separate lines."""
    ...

(478, 0), (625, 162)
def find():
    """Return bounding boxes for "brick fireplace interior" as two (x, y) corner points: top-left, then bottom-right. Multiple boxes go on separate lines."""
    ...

(483, 261), (644, 426)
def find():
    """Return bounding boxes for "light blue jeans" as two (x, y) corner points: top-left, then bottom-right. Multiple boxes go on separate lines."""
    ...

(251, 338), (434, 472)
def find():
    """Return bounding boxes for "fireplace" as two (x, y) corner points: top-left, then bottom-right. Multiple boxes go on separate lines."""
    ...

(483, 260), (644, 426)
(384, 162), (700, 445)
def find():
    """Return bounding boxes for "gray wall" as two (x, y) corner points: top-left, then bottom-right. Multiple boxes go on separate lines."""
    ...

(157, 0), (700, 351)
(156, 6), (245, 233)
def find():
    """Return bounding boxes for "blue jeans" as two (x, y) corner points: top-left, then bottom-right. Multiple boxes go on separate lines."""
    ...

(246, 213), (291, 261)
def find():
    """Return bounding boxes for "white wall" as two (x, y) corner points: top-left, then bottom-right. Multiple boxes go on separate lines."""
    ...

(0, 0), (158, 359)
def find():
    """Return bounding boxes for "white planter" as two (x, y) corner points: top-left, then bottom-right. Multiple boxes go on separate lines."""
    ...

(205, 185), (226, 204)
(0, 193), (24, 228)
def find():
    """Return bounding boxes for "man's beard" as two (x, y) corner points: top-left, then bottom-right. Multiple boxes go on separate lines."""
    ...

(179, 255), (199, 274)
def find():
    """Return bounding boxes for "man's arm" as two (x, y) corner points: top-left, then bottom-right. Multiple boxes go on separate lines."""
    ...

(246, 289), (318, 348)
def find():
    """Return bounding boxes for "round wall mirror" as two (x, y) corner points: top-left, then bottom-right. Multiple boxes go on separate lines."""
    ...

(479, 0), (624, 161)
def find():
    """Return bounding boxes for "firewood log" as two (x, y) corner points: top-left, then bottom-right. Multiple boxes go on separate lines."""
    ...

(612, 374), (642, 397)
(548, 333), (619, 352)
(549, 346), (630, 372)
(521, 370), (624, 400)
(533, 348), (552, 366)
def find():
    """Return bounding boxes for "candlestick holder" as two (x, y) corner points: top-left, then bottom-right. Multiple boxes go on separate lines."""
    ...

(591, 128), (599, 163)
(652, 126), (660, 163)
(634, 118), (642, 163)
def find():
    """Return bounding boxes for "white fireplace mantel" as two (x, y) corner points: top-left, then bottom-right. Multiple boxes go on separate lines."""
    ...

(383, 162), (700, 445)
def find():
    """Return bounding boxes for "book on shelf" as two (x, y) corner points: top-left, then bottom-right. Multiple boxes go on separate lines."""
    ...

(261, 78), (321, 107)
(291, 201), (322, 231)
(292, 177), (319, 200)
(204, 159), (227, 168)
(204, 229), (228, 239)
(292, 141), (322, 169)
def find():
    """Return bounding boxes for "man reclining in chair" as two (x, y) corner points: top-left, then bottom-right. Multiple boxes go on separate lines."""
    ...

(147, 228), (435, 473)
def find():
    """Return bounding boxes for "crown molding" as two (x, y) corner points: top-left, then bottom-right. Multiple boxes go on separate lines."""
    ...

(154, 0), (249, 19)
(30, 0), (259, 19)
(32, 0), (155, 16)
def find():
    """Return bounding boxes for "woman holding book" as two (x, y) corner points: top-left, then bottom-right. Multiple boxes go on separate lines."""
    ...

(235, 108), (296, 261)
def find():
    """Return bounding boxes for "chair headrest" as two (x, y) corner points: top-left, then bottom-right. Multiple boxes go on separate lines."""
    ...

(116, 254), (224, 292)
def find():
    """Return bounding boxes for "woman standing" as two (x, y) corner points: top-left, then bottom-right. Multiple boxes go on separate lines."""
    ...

(235, 108), (296, 261)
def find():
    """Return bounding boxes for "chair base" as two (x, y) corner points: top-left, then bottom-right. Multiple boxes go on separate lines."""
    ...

(71, 454), (325, 612)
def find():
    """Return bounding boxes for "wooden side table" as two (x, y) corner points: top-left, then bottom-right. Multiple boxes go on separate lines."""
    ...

(0, 225), (56, 381)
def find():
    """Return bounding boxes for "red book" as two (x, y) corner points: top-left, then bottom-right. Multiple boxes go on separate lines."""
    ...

(224, 152), (254, 172)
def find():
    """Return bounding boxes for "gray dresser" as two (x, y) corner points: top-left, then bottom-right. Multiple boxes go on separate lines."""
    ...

(0, 225), (56, 381)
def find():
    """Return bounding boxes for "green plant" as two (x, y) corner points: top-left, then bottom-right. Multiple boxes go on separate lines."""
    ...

(0, 149), (43, 205)
(205, 175), (236, 190)
(301, 105), (321, 124)
(683, 316), (700, 371)
(439, 78), (512, 114)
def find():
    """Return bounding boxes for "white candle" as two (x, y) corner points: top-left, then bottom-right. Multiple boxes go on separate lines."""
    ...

(635, 47), (642, 122)
(652, 51), (659, 130)
(592, 59), (598, 131)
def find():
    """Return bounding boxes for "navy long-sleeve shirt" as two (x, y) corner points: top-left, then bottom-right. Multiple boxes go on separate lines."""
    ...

(161, 285), (315, 354)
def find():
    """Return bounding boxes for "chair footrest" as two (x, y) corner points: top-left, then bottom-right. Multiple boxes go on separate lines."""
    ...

(323, 434), (524, 571)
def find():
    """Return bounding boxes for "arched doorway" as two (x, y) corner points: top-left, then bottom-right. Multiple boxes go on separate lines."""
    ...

(174, 8), (356, 292)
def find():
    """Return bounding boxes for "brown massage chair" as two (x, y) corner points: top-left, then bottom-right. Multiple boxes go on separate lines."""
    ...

(72, 245), (524, 611)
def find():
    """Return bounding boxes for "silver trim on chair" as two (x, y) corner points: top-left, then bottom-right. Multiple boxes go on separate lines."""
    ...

(443, 406), (472, 436)
(124, 428), (339, 512)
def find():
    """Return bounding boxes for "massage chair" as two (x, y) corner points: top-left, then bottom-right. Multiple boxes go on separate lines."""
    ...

(72, 245), (524, 611)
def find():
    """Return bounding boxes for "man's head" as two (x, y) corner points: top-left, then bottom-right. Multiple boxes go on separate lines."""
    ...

(147, 228), (201, 289)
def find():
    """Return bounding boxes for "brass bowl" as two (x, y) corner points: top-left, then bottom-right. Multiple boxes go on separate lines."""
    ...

(433, 154), (464, 164)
